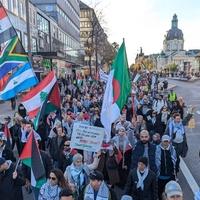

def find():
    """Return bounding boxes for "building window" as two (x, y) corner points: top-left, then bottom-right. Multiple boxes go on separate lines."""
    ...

(31, 37), (37, 52)
(24, 34), (28, 52)
(8, 0), (14, 12)
(13, 0), (18, 15)
(37, 14), (49, 34)
(33, 10), (36, 26)
(57, 6), (79, 33)
(39, 38), (44, 49)
(18, 1), (25, 19)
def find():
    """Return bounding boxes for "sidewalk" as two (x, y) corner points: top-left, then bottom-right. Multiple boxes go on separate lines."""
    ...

(168, 76), (200, 82)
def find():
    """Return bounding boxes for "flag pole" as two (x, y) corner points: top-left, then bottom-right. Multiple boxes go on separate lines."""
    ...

(15, 158), (21, 171)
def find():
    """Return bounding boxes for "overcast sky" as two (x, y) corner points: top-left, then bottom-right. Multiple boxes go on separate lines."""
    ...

(81, 0), (200, 64)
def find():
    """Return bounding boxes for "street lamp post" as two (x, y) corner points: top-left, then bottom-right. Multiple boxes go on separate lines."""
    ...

(25, 0), (32, 63)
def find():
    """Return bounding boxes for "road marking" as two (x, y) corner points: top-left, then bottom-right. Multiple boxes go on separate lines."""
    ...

(180, 157), (199, 194)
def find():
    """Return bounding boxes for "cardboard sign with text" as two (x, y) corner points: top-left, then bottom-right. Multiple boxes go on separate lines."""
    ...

(70, 123), (105, 152)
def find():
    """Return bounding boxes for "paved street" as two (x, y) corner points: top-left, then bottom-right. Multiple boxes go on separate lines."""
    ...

(166, 79), (200, 198)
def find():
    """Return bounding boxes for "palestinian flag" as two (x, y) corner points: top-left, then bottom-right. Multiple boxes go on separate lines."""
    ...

(33, 81), (61, 129)
(21, 71), (57, 119)
(4, 123), (12, 148)
(19, 131), (46, 188)
(100, 40), (131, 142)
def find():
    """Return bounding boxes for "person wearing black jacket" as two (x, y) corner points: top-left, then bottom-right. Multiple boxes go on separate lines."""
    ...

(49, 125), (67, 167)
(58, 140), (77, 172)
(79, 170), (117, 200)
(0, 138), (16, 162)
(18, 103), (27, 118)
(0, 132), (16, 162)
(125, 157), (158, 200)
(131, 130), (157, 174)
(146, 110), (160, 136)
(10, 117), (25, 155)
(0, 158), (25, 200)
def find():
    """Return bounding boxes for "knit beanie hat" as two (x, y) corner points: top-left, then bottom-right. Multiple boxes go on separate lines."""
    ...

(138, 157), (148, 167)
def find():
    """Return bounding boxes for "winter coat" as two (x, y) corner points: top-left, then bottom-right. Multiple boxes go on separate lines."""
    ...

(124, 169), (158, 200)
(155, 144), (177, 177)
(131, 141), (157, 174)
(0, 163), (25, 200)
(79, 182), (117, 200)
(96, 152), (120, 186)
(58, 149), (77, 172)
(1, 146), (16, 162)
(49, 135), (67, 161)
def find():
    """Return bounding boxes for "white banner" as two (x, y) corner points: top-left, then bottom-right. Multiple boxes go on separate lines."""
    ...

(70, 123), (105, 152)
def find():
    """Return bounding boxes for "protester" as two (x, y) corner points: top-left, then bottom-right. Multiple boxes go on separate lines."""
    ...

(124, 157), (158, 200)
(64, 152), (101, 198)
(59, 188), (73, 200)
(49, 125), (68, 167)
(164, 180), (183, 200)
(0, 132), (16, 162)
(79, 170), (117, 200)
(166, 113), (188, 172)
(58, 139), (77, 172)
(168, 89), (177, 104)
(10, 115), (23, 154)
(0, 157), (25, 200)
(0, 71), (193, 200)
(21, 120), (41, 148)
(131, 130), (157, 174)
(111, 126), (132, 188)
(155, 135), (177, 200)
(39, 169), (69, 200)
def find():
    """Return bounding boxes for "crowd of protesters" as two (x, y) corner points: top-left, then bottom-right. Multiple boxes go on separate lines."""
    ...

(0, 71), (197, 200)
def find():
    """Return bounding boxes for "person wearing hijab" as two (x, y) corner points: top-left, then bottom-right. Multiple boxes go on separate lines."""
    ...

(111, 126), (132, 188)
(64, 152), (100, 199)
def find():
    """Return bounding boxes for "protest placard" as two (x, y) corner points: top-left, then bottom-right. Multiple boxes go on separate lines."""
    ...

(70, 123), (105, 152)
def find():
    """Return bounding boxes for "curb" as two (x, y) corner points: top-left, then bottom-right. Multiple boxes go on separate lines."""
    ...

(167, 84), (176, 90)
(168, 77), (200, 82)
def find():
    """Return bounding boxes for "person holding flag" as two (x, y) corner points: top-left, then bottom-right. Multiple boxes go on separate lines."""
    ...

(101, 39), (131, 142)
(0, 157), (26, 200)
(0, 132), (16, 162)
(20, 128), (47, 200)
(21, 120), (41, 149)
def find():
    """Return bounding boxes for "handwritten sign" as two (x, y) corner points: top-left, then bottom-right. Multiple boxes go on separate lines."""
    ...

(70, 123), (105, 152)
